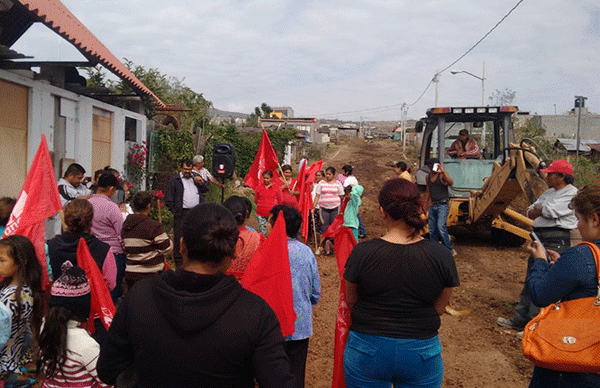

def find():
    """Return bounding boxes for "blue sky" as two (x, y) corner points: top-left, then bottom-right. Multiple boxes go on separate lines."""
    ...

(12, 0), (600, 121)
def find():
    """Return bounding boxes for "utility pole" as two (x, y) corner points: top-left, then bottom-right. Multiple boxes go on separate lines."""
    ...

(575, 95), (587, 172)
(401, 103), (407, 153)
(433, 71), (440, 106)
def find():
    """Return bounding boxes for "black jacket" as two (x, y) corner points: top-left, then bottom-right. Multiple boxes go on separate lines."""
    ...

(164, 174), (208, 218)
(47, 232), (110, 278)
(97, 270), (295, 388)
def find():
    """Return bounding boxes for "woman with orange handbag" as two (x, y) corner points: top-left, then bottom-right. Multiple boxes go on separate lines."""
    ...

(526, 184), (600, 388)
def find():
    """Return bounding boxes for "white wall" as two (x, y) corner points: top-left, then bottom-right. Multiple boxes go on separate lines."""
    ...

(0, 69), (147, 180)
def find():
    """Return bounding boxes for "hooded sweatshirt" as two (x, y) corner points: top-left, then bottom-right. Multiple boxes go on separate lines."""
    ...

(97, 270), (295, 388)
(47, 233), (116, 290)
(343, 184), (364, 229)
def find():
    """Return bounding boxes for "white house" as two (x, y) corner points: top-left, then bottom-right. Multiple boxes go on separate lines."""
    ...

(0, 0), (164, 198)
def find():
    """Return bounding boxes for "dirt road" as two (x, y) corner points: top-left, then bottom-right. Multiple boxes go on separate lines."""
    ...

(305, 138), (533, 387)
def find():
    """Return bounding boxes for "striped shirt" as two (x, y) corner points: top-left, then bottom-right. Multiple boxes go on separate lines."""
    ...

(121, 214), (172, 274)
(315, 181), (344, 209)
(41, 321), (111, 388)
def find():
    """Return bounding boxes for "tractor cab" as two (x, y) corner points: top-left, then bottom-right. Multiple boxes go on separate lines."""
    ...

(415, 106), (518, 198)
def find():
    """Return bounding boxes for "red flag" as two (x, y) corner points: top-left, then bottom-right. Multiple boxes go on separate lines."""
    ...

(2, 135), (62, 289)
(298, 160), (323, 241)
(322, 197), (349, 240)
(76, 238), (115, 332)
(331, 227), (357, 388)
(244, 129), (283, 190)
(241, 215), (296, 337)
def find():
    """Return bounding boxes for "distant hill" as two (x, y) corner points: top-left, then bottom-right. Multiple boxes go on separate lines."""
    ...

(208, 107), (249, 119)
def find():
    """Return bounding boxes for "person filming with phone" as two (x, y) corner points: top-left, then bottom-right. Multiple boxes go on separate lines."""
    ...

(497, 160), (578, 335)
(425, 158), (456, 257)
(525, 184), (600, 388)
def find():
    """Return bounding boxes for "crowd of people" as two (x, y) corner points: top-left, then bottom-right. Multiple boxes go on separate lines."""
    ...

(1, 153), (599, 388)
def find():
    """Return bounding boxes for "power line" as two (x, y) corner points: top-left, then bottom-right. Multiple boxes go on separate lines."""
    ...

(437, 0), (524, 75)
(315, 0), (525, 118)
(410, 0), (525, 107)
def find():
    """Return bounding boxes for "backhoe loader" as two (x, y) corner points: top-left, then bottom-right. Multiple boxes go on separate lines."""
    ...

(415, 106), (547, 242)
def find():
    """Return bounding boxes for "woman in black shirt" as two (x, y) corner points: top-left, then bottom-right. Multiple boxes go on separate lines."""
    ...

(343, 178), (459, 388)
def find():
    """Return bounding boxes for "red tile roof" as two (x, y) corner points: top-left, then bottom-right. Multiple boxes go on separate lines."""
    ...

(18, 0), (165, 107)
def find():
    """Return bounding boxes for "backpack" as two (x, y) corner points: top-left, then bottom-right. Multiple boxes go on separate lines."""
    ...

(522, 241), (600, 373)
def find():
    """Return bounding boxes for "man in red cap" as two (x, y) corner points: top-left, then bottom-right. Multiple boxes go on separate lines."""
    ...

(497, 159), (577, 336)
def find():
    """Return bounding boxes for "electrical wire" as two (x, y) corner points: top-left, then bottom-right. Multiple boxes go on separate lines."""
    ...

(314, 0), (525, 118)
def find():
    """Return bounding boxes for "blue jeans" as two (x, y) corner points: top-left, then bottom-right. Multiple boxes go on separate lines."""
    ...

(529, 366), (600, 388)
(344, 331), (443, 388)
(428, 202), (452, 251)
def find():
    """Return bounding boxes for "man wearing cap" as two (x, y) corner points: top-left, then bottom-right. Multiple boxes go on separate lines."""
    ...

(497, 159), (577, 334)
(447, 129), (481, 159)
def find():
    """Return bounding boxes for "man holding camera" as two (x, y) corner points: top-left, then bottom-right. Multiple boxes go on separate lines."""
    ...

(426, 158), (456, 257)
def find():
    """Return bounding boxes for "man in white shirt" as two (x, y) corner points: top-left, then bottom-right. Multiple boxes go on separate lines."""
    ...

(165, 159), (209, 267)
(48, 163), (92, 238)
(497, 160), (577, 334)
(192, 155), (226, 189)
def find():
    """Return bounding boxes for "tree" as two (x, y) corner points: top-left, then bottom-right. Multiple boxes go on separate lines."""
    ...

(488, 88), (516, 106)
(245, 103), (273, 127)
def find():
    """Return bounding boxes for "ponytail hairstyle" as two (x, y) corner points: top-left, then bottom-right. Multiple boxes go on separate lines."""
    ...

(182, 203), (239, 264)
(38, 261), (91, 379)
(570, 184), (600, 222)
(378, 178), (426, 237)
(223, 196), (248, 226)
(37, 305), (78, 379)
(0, 235), (44, 340)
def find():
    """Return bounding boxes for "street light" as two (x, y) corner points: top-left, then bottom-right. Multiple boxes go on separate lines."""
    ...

(450, 62), (486, 106)
(451, 62), (487, 145)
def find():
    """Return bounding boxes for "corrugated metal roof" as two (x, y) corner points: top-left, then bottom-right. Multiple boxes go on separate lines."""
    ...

(17, 0), (165, 107)
(555, 138), (599, 152)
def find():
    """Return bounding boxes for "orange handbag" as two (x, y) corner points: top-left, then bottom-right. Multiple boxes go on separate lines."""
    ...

(522, 241), (600, 373)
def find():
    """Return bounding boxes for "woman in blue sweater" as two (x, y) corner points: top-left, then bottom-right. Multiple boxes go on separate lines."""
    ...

(527, 184), (600, 388)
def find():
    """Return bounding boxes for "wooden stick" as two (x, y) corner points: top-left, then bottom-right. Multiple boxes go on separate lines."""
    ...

(312, 209), (319, 251)
(277, 163), (290, 187)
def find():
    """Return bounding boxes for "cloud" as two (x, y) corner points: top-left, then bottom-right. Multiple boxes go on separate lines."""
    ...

(9, 0), (600, 119)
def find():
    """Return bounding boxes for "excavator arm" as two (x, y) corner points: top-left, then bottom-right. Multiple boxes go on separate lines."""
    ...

(469, 142), (546, 237)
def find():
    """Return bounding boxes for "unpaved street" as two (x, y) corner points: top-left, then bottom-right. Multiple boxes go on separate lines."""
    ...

(305, 138), (534, 387)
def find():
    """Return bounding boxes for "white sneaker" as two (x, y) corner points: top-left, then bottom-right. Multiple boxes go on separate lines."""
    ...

(315, 248), (322, 255)
(452, 249), (458, 258)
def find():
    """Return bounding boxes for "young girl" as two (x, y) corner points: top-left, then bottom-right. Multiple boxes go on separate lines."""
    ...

(279, 165), (299, 208)
(37, 261), (110, 388)
(254, 170), (283, 236)
(343, 184), (364, 242)
(0, 235), (44, 383)
(313, 167), (344, 255)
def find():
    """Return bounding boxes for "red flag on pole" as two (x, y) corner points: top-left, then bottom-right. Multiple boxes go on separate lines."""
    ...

(331, 226), (357, 388)
(2, 135), (62, 289)
(298, 160), (323, 241)
(76, 238), (116, 332)
(243, 129), (283, 191)
(241, 215), (296, 337)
